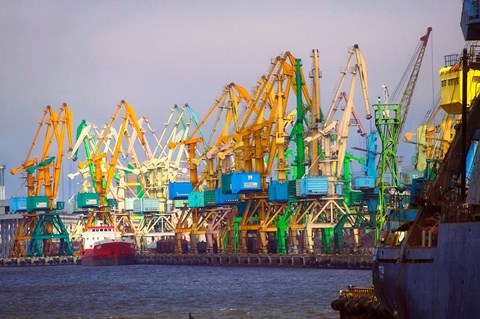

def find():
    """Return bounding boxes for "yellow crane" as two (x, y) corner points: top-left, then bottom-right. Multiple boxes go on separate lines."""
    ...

(10, 104), (73, 257)
(216, 52), (311, 254)
(168, 83), (252, 253)
(78, 100), (146, 233)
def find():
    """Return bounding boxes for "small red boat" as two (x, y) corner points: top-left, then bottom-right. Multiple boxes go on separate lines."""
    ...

(81, 225), (136, 266)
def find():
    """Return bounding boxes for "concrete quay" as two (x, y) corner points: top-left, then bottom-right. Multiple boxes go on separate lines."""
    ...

(136, 253), (373, 270)
(0, 256), (80, 266)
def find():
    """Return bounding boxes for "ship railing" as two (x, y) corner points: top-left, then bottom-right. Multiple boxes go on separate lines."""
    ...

(441, 202), (480, 223)
(443, 44), (480, 68)
(444, 54), (460, 67)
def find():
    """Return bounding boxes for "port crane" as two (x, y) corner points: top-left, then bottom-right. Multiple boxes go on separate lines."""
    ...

(69, 121), (130, 196)
(77, 100), (147, 237)
(216, 52), (312, 254)
(133, 105), (196, 251)
(375, 27), (432, 242)
(168, 83), (251, 188)
(169, 83), (252, 253)
(10, 104), (74, 257)
(299, 44), (372, 253)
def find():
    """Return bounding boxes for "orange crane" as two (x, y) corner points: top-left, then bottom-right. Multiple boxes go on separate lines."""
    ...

(78, 100), (146, 231)
(10, 104), (73, 257)
(215, 52), (311, 253)
(168, 84), (252, 253)
(168, 83), (251, 189)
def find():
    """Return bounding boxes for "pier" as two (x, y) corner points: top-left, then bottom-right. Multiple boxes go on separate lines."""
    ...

(136, 253), (373, 269)
(0, 253), (372, 269)
(0, 255), (80, 266)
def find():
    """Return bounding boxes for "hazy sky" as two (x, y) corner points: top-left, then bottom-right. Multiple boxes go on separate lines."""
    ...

(0, 1), (465, 200)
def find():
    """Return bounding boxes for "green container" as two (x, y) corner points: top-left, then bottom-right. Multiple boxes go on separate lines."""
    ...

(350, 190), (364, 206)
(191, 191), (216, 208)
(221, 173), (233, 193)
(56, 201), (65, 210)
(288, 180), (297, 199)
(77, 192), (100, 209)
(202, 190), (216, 207)
(174, 200), (188, 208)
(188, 192), (200, 208)
(107, 198), (117, 208)
(27, 196), (49, 212)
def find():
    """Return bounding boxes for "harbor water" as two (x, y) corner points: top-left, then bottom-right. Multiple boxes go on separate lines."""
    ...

(0, 264), (370, 319)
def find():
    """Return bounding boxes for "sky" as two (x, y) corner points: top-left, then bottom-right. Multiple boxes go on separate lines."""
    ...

(0, 1), (466, 201)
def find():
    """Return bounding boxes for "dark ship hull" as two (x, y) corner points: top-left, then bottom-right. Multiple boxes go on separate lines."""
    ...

(373, 221), (480, 318)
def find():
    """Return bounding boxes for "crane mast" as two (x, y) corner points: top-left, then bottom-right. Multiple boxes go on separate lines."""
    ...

(308, 49), (322, 176)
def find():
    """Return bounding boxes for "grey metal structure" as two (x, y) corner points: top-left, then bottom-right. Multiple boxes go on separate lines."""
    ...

(0, 213), (21, 257)
(0, 164), (5, 202)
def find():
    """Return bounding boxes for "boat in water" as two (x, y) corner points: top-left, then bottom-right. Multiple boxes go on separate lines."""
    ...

(81, 224), (136, 266)
(372, 2), (480, 317)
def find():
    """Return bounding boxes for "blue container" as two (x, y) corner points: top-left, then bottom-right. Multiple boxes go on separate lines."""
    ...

(168, 182), (193, 200)
(300, 176), (328, 197)
(231, 172), (261, 193)
(401, 170), (423, 186)
(354, 176), (376, 189)
(410, 177), (425, 196)
(9, 197), (27, 213)
(268, 181), (289, 202)
(410, 177), (425, 204)
(335, 183), (344, 196)
(215, 188), (239, 205)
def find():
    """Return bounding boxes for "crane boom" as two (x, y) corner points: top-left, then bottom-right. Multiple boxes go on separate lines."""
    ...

(395, 27), (432, 147)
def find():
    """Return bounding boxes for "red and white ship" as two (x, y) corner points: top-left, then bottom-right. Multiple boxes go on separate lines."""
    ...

(81, 224), (136, 266)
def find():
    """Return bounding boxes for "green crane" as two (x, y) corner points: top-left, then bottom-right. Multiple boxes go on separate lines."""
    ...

(374, 101), (402, 241)
(293, 58), (307, 179)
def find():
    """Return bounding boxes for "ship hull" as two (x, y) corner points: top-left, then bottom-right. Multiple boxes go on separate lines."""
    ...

(373, 222), (480, 318)
(81, 240), (136, 267)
